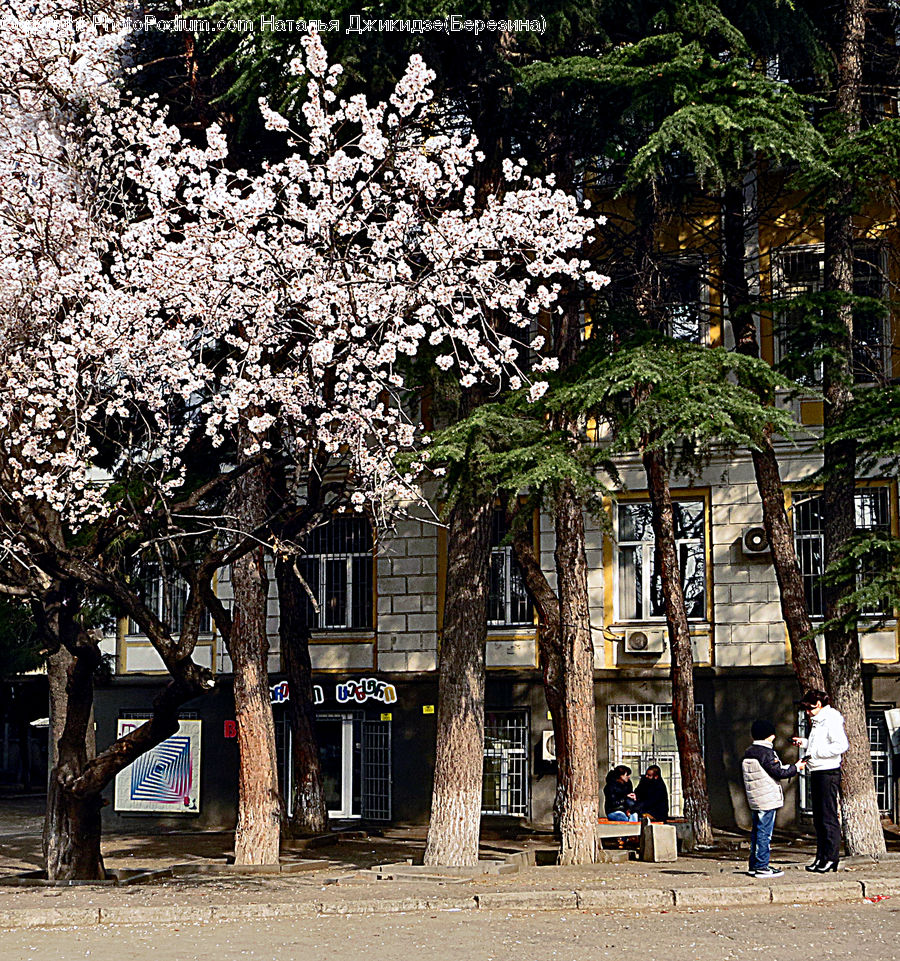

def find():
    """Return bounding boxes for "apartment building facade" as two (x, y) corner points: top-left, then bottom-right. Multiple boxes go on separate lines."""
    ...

(94, 182), (900, 836)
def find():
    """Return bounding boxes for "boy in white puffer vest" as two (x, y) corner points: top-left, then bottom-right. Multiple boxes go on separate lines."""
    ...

(742, 720), (806, 878)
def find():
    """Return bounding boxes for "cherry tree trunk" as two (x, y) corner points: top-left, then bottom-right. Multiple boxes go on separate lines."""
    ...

(423, 491), (493, 866)
(644, 450), (714, 847)
(276, 557), (328, 837)
(552, 481), (600, 865)
(721, 181), (824, 692)
(228, 459), (282, 865)
(44, 611), (105, 881)
(821, 0), (885, 860)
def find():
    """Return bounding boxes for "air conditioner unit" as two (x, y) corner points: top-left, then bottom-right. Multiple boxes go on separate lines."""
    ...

(624, 628), (666, 654)
(742, 526), (770, 555)
(541, 729), (556, 762)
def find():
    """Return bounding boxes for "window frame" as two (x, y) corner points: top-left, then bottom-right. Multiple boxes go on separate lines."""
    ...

(487, 509), (535, 628)
(797, 706), (895, 820)
(772, 243), (890, 384)
(126, 564), (212, 637)
(614, 498), (708, 623)
(655, 255), (710, 345)
(791, 486), (892, 619)
(482, 709), (530, 817)
(297, 516), (375, 632)
(608, 703), (705, 818)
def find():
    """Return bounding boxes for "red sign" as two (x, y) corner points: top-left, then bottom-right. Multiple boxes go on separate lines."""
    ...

(223, 720), (237, 739)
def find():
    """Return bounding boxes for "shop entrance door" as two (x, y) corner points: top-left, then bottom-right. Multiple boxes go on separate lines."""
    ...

(318, 713), (359, 819)
(277, 711), (391, 822)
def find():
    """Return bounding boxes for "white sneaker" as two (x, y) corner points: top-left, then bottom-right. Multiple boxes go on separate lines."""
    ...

(753, 867), (784, 878)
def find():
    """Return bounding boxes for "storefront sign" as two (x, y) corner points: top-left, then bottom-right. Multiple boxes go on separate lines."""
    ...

(269, 681), (324, 706)
(114, 719), (201, 814)
(336, 677), (397, 705)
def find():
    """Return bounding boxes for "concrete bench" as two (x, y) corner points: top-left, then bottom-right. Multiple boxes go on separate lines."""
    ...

(594, 819), (678, 862)
(595, 819), (642, 842)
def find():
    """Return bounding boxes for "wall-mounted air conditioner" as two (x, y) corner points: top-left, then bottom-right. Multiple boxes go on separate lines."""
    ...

(624, 627), (666, 654)
(742, 526), (770, 555)
(541, 729), (556, 762)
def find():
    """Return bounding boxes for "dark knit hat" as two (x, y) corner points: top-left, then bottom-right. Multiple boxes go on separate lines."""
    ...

(751, 719), (776, 740)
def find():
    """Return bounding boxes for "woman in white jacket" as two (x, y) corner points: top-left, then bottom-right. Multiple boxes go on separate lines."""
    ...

(793, 689), (849, 872)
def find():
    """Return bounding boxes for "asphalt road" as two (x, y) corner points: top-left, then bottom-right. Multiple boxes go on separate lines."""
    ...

(2, 902), (899, 961)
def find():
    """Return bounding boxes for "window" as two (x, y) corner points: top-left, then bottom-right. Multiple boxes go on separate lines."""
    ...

(617, 501), (706, 621)
(127, 564), (212, 636)
(773, 245), (889, 383)
(488, 510), (533, 627)
(798, 707), (894, 820)
(792, 487), (891, 618)
(482, 711), (529, 816)
(655, 258), (707, 344)
(296, 517), (374, 631)
(608, 703), (705, 818)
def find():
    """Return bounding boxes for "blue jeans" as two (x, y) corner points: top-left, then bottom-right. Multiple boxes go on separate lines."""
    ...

(607, 811), (639, 822)
(749, 808), (777, 872)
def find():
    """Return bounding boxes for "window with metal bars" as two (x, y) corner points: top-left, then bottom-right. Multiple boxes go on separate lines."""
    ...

(482, 711), (529, 816)
(772, 244), (890, 384)
(617, 501), (707, 621)
(295, 516), (374, 631)
(126, 564), (212, 636)
(488, 510), (533, 627)
(608, 703), (705, 818)
(797, 708), (894, 819)
(792, 487), (891, 618)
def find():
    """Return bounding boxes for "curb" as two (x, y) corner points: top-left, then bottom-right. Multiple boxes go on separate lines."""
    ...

(0, 878), (890, 930)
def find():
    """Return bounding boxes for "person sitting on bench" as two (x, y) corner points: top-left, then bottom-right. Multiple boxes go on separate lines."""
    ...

(635, 764), (669, 821)
(604, 765), (639, 821)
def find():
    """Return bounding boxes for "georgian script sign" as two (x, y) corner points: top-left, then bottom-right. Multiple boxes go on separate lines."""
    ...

(336, 677), (397, 705)
(269, 680), (324, 705)
(268, 677), (398, 706)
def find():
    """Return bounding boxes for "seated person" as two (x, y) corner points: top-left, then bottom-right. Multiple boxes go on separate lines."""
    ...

(634, 764), (669, 821)
(603, 765), (639, 821)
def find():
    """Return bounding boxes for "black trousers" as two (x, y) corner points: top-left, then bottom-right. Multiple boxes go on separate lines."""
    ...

(810, 769), (842, 863)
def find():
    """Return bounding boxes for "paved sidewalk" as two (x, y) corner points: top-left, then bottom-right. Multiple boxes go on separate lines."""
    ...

(1, 798), (899, 930)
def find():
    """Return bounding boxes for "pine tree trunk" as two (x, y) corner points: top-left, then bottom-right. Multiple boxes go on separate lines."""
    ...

(228, 458), (282, 866)
(821, 0), (885, 859)
(423, 491), (493, 866)
(643, 449), (714, 847)
(510, 528), (566, 833)
(751, 435), (825, 691)
(276, 557), (328, 837)
(552, 481), (600, 864)
(722, 181), (825, 692)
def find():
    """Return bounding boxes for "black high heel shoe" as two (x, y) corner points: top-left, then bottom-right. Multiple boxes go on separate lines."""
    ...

(805, 860), (822, 872)
(812, 860), (838, 872)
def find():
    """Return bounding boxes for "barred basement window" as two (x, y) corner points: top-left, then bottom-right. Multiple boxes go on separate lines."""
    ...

(608, 703), (705, 818)
(482, 711), (529, 816)
(798, 707), (894, 819)
(296, 516), (374, 630)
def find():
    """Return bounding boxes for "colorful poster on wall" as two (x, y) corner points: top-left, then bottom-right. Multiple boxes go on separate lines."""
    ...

(113, 719), (201, 814)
